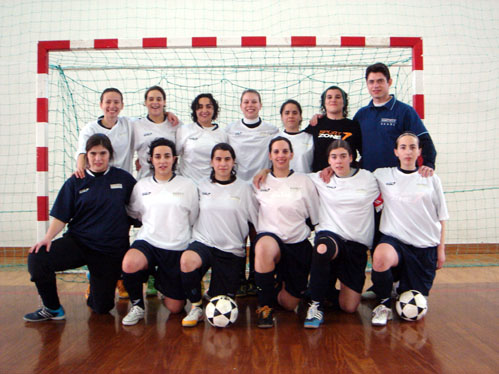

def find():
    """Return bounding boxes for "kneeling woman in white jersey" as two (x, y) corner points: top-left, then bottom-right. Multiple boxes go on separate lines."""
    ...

(371, 132), (448, 326)
(121, 138), (199, 326)
(253, 137), (319, 328)
(180, 143), (258, 327)
(304, 140), (380, 328)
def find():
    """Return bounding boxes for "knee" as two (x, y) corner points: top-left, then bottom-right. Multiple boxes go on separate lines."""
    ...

(339, 300), (359, 314)
(27, 252), (49, 281)
(372, 253), (390, 272)
(122, 254), (144, 274)
(180, 252), (199, 273)
(163, 299), (184, 314)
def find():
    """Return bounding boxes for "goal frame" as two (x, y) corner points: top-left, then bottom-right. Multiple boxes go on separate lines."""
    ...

(36, 35), (424, 240)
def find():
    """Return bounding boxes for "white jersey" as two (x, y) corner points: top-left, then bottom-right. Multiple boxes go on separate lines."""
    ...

(192, 178), (258, 257)
(374, 167), (449, 248)
(77, 116), (134, 173)
(277, 130), (314, 173)
(254, 172), (319, 243)
(127, 175), (199, 251)
(176, 122), (228, 184)
(225, 119), (279, 181)
(132, 116), (179, 180)
(309, 169), (379, 248)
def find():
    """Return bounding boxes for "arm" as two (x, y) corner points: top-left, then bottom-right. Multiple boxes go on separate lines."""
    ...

(308, 113), (323, 127)
(436, 221), (446, 270)
(30, 218), (66, 253)
(166, 111), (179, 126)
(319, 166), (333, 183)
(418, 133), (437, 177)
(252, 168), (271, 189)
(74, 153), (86, 178)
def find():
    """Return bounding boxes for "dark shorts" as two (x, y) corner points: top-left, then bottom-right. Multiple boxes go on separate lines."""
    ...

(315, 230), (368, 294)
(255, 232), (313, 299)
(379, 234), (437, 296)
(188, 241), (245, 298)
(131, 240), (185, 300)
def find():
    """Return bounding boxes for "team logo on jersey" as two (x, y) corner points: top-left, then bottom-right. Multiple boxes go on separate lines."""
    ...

(317, 130), (352, 140)
(386, 182), (396, 185)
(78, 188), (89, 194)
(142, 191), (151, 196)
(201, 192), (211, 196)
(380, 118), (397, 126)
(173, 192), (184, 197)
(260, 188), (270, 192)
(233, 131), (243, 136)
(326, 185), (337, 189)
(189, 136), (199, 141)
(143, 132), (153, 137)
(110, 183), (123, 189)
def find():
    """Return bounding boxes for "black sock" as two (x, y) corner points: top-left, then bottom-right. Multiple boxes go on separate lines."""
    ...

(255, 271), (275, 307)
(372, 269), (393, 305)
(123, 271), (146, 309)
(310, 237), (337, 303)
(181, 269), (202, 304)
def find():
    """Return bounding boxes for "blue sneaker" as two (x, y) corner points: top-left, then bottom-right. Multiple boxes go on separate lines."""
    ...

(23, 306), (66, 322)
(304, 302), (323, 329)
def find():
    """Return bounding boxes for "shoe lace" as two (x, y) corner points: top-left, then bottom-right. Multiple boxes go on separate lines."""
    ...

(306, 302), (322, 320)
(373, 305), (388, 318)
(256, 305), (272, 318)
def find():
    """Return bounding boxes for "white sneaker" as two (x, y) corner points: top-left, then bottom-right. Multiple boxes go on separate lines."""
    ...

(122, 305), (145, 326)
(182, 305), (203, 327)
(371, 304), (393, 326)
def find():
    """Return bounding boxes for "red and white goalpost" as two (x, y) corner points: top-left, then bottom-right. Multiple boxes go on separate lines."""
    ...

(36, 36), (423, 240)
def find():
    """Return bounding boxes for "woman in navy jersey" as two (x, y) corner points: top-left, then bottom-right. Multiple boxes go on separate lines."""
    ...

(176, 93), (228, 183)
(180, 143), (258, 327)
(370, 132), (448, 326)
(253, 136), (319, 328)
(304, 139), (380, 328)
(24, 134), (136, 322)
(121, 138), (198, 326)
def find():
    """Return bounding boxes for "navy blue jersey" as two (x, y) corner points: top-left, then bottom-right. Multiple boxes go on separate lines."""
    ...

(50, 167), (136, 254)
(353, 95), (436, 172)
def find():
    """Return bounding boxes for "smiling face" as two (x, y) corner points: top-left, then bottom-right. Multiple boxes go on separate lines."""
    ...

(281, 103), (302, 132)
(269, 139), (293, 172)
(394, 134), (421, 170)
(240, 92), (262, 120)
(145, 89), (166, 119)
(196, 97), (215, 126)
(328, 147), (352, 177)
(324, 89), (344, 118)
(211, 149), (235, 181)
(151, 145), (176, 179)
(100, 91), (123, 124)
(87, 145), (110, 173)
(366, 72), (392, 104)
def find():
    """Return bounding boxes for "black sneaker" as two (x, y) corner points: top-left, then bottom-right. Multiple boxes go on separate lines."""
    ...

(24, 306), (66, 322)
(256, 305), (274, 328)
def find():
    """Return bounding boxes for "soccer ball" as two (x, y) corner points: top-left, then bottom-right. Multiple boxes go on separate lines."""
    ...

(205, 295), (238, 328)
(395, 290), (428, 321)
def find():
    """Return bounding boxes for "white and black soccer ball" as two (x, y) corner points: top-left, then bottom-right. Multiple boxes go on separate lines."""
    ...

(205, 295), (238, 328)
(395, 290), (428, 321)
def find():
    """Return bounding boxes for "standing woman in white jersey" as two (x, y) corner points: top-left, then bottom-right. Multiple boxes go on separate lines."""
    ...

(304, 140), (380, 328)
(253, 136), (319, 328)
(176, 93), (228, 183)
(180, 143), (258, 327)
(276, 99), (314, 173)
(133, 85), (181, 180)
(225, 89), (279, 296)
(120, 138), (199, 326)
(370, 132), (448, 326)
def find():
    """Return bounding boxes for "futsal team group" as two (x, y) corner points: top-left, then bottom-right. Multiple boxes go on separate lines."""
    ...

(24, 62), (449, 329)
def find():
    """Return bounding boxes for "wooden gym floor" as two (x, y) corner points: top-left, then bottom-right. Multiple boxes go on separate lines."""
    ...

(0, 262), (498, 374)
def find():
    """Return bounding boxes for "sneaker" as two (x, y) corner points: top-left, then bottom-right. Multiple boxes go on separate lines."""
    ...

(24, 306), (66, 322)
(116, 279), (129, 299)
(122, 305), (145, 326)
(304, 302), (324, 329)
(146, 276), (157, 297)
(236, 282), (248, 298)
(371, 304), (393, 326)
(84, 284), (90, 300)
(182, 305), (204, 327)
(246, 281), (257, 296)
(256, 305), (274, 328)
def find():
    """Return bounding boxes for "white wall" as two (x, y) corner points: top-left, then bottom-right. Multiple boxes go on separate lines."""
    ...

(0, 0), (497, 247)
